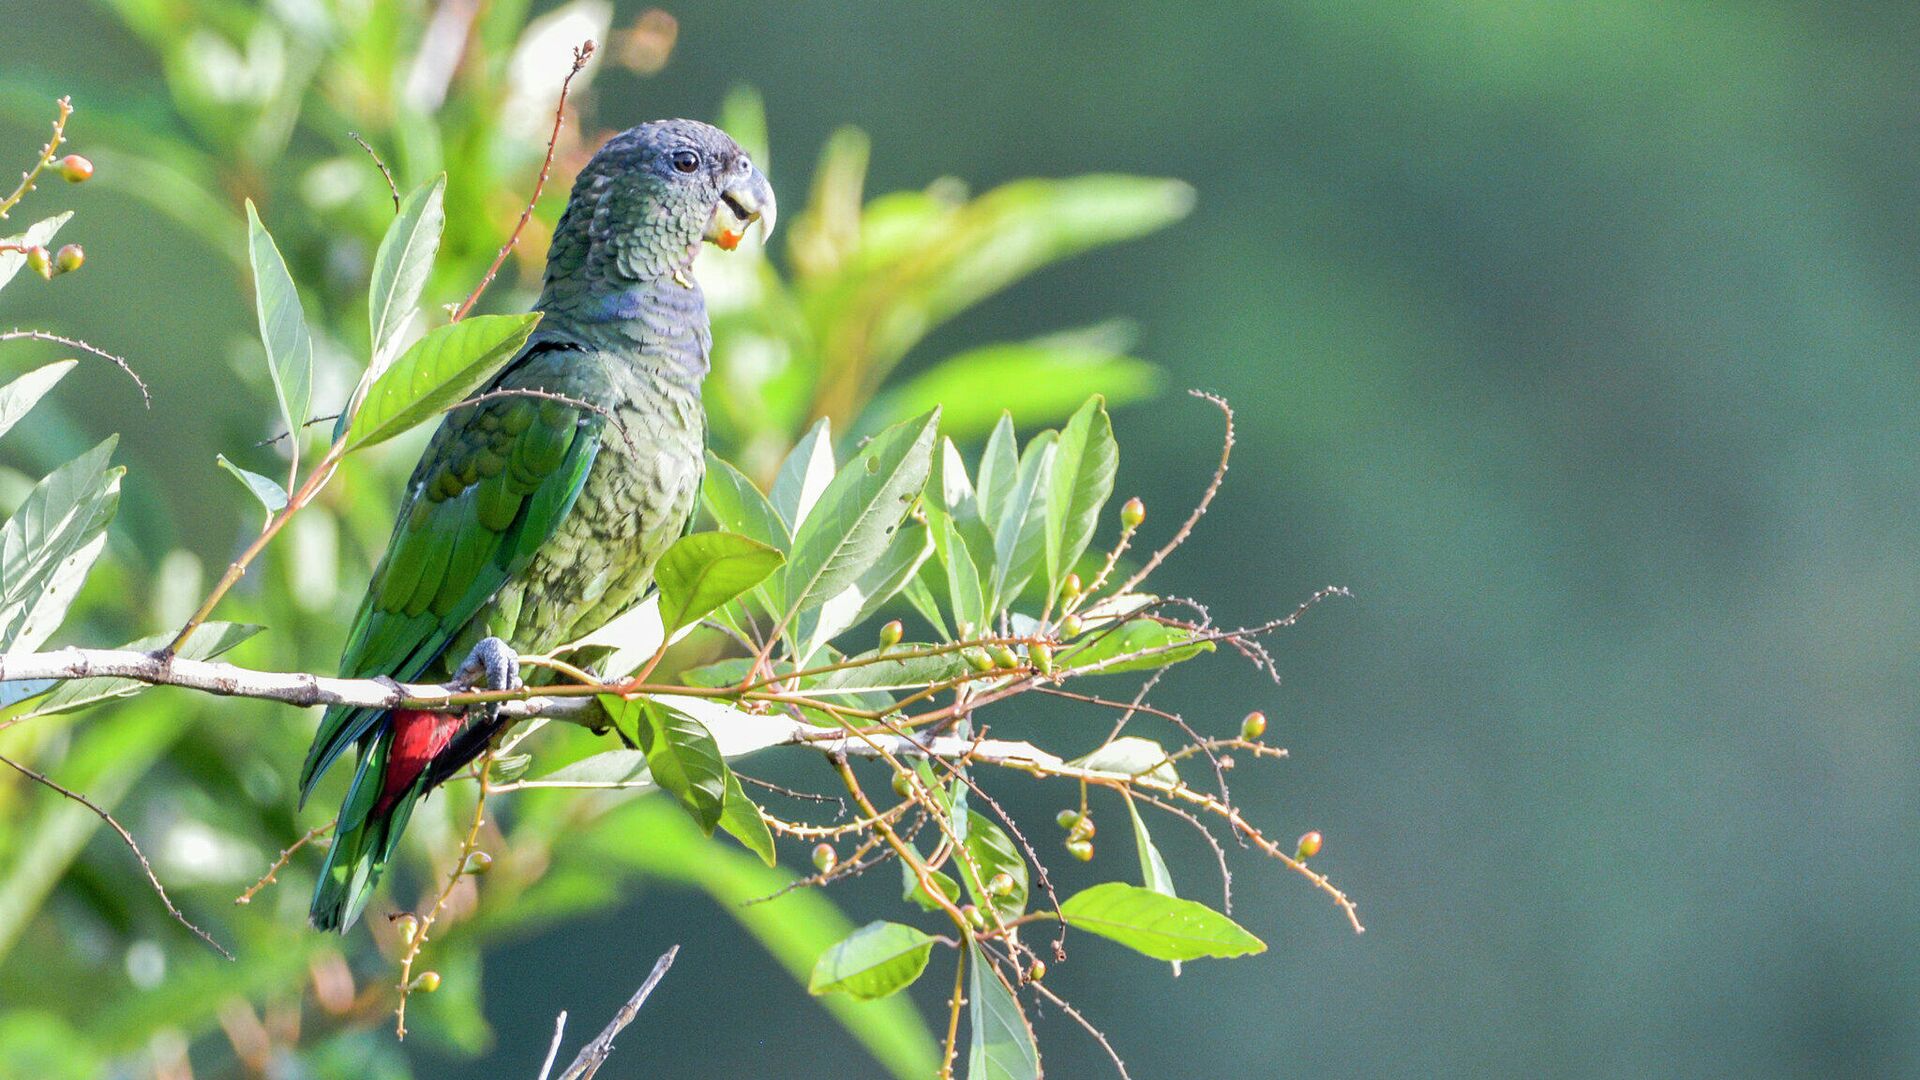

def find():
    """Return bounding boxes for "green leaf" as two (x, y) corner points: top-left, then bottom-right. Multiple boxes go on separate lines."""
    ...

(801, 518), (933, 660)
(368, 174), (446, 367)
(632, 698), (730, 834)
(819, 646), (971, 692)
(989, 432), (1054, 609)
(772, 415), (834, 531)
(899, 840), (962, 912)
(656, 531), (785, 635)
(924, 505), (986, 635)
(0, 437), (121, 653)
(956, 811), (1028, 922)
(18, 622), (262, 719)
(1059, 882), (1266, 961)
(1044, 396), (1117, 596)
(719, 767), (777, 866)
(1125, 795), (1177, 899)
(1070, 736), (1180, 789)
(966, 940), (1039, 1080)
(244, 201), (313, 450)
(343, 312), (541, 451)
(785, 409), (939, 618)
(0, 361), (74, 443)
(703, 451), (792, 551)
(0, 212), (69, 293)
(1065, 617), (1213, 674)
(215, 454), (288, 518)
(808, 921), (937, 1000)
(872, 337), (1160, 440)
(975, 413), (1020, 528)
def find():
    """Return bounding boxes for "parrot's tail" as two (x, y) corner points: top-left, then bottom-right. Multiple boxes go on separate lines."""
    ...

(309, 710), (448, 933)
(308, 799), (401, 933)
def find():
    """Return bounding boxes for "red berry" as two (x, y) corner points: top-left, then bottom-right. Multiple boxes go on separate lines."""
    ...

(57, 155), (92, 183)
(1296, 830), (1323, 859)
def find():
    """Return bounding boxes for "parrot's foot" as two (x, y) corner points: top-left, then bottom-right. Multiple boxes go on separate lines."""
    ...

(452, 636), (523, 696)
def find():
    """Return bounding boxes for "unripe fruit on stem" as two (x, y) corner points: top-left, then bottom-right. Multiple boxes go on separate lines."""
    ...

(962, 904), (986, 930)
(1066, 839), (1094, 861)
(462, 851), (493, 876)
(878, 619), (903, 649)
(1295, 830), (1323, 860)
(1121, 497), (1146, 529)
(989, 644), (1019, 669)
(1062, 573), (1082, 601)
(1055, 809), (1081, 830)
(1030, 641), (1053, 674)
(964, 648), (994, 672)
(891, 770), (914, 798)
(1027, 959), (1048, 981)
(24, 246), (50, 280)
(57, 155), (92, 183)
(394, 913), (419, 946)
(1069, 817), (1096, 841)
(1241, 711), (1267, 740)
(812, 843), (837, 873)
(1058, 614), (1083, 638)
(409, 971), (441, 993)
(987, 872), (1015, 897)
(53, 244), (83, 274)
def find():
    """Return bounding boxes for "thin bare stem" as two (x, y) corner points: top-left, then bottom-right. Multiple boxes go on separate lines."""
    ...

(559, 945), (678, 1080)
(940, 949), (966, 1080)
(1115, 390), (1234, 596)
(234, 818), (335, 905)
(0, 97), (71, 220)
(0, 752), (231, 958)
(396, 752), (494, 1038)
(537, 1011), (568, 1080)
(348, 132), (401, 212)
(453, 41), (594, 322)
(0, 329), (150, 406)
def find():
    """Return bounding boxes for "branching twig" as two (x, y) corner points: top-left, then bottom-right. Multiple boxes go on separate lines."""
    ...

(0, 752), (231, 958)
(396, 752), (494, 1038)
(1115, 390), (1234, 596)
(558, 945), (678, 1080)
(348, 132), (401, 212)
(234, 818), (335, 905)
(453, 41), (594, 322)
(0, 329), (151, 406)
(0, 97), (71, 220)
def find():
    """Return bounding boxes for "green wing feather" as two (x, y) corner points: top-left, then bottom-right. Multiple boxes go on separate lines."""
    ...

(299, 345), (603, 803)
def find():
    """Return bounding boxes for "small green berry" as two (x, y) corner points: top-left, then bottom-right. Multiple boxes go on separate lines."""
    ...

(1061, 573), (1083, 601)
(52, 244), (83, 274)
(987, 872), (1015, 897)
(462, 851), (493, 876)
(964, 647), (994, 672)
(24, 246), (50, 280)
(1069, 817), (1096, 841)
(812, 843), (837, 873)
(409, 970), (441, 993)
(1058, 614), (1083, 638)
(1055, 809), (1082, 830)
(1120, 497), (1146, 529)
(393, 913), (419, 946)
(57, 155), (92, 183)
(1066, 839), (1094, 862)
(989, 644), (1019, 669)
(1241, 711), (1267, 740)
(891, 770), (914, 798)
(878, 619), (904, 649)
(1027, 959), (1048, 981)
(1295, 830), (1323, 860)
(1030, 641), (1053, 675)
(962, 904), (986, 930)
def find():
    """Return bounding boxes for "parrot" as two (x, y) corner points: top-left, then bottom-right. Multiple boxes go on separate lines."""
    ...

(299, 119), (775, 932)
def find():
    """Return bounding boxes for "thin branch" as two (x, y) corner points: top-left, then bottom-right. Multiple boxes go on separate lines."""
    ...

(397, 752), (494, 1038)
(454, 40), (594, 322)
(558, 944), (678, 1080)
(1115, 390), (1234, 596)
(536, 1011), (568, 1080)
(0, 96), (71, 220)
(0, 329), (150, 406)
(0, 752), (231, 959)
(348, 132), (401, 212)
(1026, 978), (1131, 1080)
(234, 818), (335, 905)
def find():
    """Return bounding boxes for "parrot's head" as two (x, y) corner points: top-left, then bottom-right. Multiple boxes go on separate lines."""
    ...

(552, 118), (775, 284)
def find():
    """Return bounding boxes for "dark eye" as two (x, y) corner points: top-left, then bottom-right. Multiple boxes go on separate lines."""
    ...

(671, 150), (700, 174)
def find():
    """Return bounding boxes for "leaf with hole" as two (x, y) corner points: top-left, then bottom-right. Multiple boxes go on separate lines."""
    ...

(1059, 882), (1265, 961)
(808, 921), (937, 1001)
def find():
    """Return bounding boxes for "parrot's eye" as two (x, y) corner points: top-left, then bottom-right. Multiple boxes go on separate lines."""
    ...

(671, 150), (701, 174)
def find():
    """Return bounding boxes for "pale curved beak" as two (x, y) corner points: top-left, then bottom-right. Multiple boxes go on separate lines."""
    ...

(708, 161), (776, 250)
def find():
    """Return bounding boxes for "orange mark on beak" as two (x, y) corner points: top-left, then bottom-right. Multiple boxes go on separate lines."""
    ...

(717, 228), (743, 251)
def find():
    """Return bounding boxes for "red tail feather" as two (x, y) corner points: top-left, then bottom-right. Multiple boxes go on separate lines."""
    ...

(374, 709), (465, 814)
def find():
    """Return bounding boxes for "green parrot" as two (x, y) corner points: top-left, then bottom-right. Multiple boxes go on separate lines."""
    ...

(300, 119), (774, 932)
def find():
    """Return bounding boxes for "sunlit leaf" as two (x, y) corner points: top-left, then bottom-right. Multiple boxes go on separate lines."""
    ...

(1124, 793), (1182, 975)
(1045, 396), (1117, 596)
(989, 432), (1053, 610)
(368, 173), (446, 369)
(244, 201), (313, 451)
(0, 436), (121, 653)
(975, 413), (1019, 528)
(923, 504), (985, 635)
(1059, 882), (1265, 961)
(956, 811), (1028, 922)
(1064, 617), (1212, 674)
(0, 212), (69, 293)
(773, 415), (834, 531)
(18, 622), (262, 719)
(704, 451), (792, 551)
(1070, 736), (1180, 789)
(966, 939), (1039, 1080)
(802, 517), (933, 660)
(656, 531), (784, 635)
(343, 312), (540, 451)
(214, 454), (288, 518)
(0, 361), (74, 443)
(785, 409), (939, 618)
(628, 697), (730, 834)
(719, 767), (777, 866)
(808, 921), (936, 1000)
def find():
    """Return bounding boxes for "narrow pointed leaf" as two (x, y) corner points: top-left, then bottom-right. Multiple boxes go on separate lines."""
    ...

(703, 451), (792, 551)
(802, 518), (933, 659)
(989, 433), (1054, 608)
(1065, 617), (1212, 674)
(1059, 882), (1265, 961)
(656, 531), (784, 635)
(1044, 396), (1117, 594)
(0, 437), (120, 653)
(975, 413), (1019, 527)
(215, 455), (288, 517)
(344, 312), (540, 450)
(966, 940), (1039, 1080)
(1070, 736), (1180, 789)
(786, 409), (939, 617)
(244, 201), (313, 448)
(956, 811), (1028, 922)
(368, 174), (446, 368)
(772, 415), (834, 530)
(809, 921), (936, 1000)
(0, 362), (74, 442)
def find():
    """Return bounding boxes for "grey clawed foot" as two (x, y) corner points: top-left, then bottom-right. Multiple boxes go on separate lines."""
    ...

(452, 636), (522, 696)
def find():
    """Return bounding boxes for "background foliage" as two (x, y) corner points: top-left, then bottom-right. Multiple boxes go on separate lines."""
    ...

(1, 1), (1915, 1078)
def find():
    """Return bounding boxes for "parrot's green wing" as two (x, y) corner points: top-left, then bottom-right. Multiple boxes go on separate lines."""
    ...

(298, 344), (602, 803)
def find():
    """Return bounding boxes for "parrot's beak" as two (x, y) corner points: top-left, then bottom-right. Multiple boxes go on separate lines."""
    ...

(708, 162), (776, 251)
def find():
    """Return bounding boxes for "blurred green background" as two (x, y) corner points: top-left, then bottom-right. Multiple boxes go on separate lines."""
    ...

(3, 1), (1917, 1077)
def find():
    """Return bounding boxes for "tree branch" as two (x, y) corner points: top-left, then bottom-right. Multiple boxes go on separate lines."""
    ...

(558, 945), (678, 1080)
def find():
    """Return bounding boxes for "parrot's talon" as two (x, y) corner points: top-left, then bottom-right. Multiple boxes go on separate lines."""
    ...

(452, 636), (522, 695)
